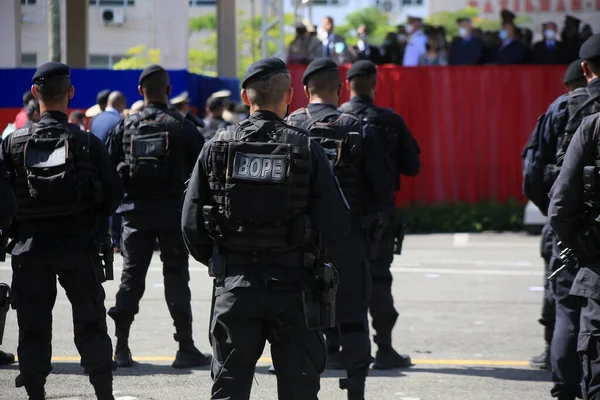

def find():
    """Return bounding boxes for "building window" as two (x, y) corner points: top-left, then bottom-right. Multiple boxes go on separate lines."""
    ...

(401, 0), (424, 5)
(89, 54), (126, 68)
(21, 53), (37, 68)
(189, 0), (215, 5)
(89, 0), (135, 6)
(21, 0), (37, 5)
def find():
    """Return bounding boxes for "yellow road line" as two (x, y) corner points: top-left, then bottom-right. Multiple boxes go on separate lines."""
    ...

(23, 357), (529, 367)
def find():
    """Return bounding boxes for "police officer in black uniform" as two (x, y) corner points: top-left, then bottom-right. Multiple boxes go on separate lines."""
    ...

(105, 65), (209, 368)
(0, 62), (123, 400)
(286, 58), (392, 400)
(0, 141), (17, 366)
(201, 96), (231, 141)
(549, 34), (600, 400)
(338, 60), (421, 370)
(523, 59), (588, 397)
(181, 57), (350, 400)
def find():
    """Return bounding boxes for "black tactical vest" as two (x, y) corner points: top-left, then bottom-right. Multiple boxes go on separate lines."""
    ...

(207, 119), (313, 252)
(288, 107), (365, 215)
(339, 102), (399, 174)
(9, 124), (99, 221)
(556, 88), (600, 166)
(121, 107), (187, 198)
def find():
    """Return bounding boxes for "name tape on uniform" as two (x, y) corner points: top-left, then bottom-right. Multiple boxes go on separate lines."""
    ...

(232, 152), (287, 183)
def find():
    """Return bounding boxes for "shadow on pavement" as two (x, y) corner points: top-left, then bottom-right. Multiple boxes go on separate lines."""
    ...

(48, 362), (205, 377)
(412, 366), (551, 382)
(253, 366), (407, 378)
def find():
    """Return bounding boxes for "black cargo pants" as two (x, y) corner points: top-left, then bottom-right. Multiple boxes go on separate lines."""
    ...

(541, 224), (556, 346)
(550, 252), (581, 399)
(11, 248), (113, 389)
(324, 223), (373, 391)
(369, 212), (399, 348)
(108, 214), (193, 337)
(210, 281), (325, 400)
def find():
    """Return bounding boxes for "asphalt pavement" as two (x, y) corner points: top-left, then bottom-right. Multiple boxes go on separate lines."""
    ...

(0, 233), (554, 399)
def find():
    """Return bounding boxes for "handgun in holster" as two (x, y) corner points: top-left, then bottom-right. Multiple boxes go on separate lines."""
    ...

(203, 205), (227, 278)
(96, 234), (114, 281)
(317, 262), (339, 329)
(548, 241), (580, 281)
(0, 283), (10, 346)
(394, 215), (407, 255)
(366, 213), (386, 261)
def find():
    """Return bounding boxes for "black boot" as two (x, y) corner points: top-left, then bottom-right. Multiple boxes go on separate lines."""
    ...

(172, 333), (211, 369)
(0, 350), (15, 365)
(373, 345), (413, 369)
(114, 325), (135, 368)
(339, 369), (367, 400)
(529, 345), (550, 370)
(25, 387), (45, 400)
(90, 371), (115, 400)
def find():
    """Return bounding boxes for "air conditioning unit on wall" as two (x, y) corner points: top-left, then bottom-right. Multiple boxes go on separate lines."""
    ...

(101, 7), (125, 25)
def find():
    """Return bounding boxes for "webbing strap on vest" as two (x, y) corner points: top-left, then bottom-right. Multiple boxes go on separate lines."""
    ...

(569, 91), (600, 125)
(299, 108), (340, 131)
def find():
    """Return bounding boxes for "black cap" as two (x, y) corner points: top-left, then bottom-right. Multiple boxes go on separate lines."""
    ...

(207, 96), (226, 111)
(96, 89), (110, 105)
(302, 58), (339, 85)
(31, 62), (70, 84)
(347, 60), (377, 81)
(139, 64), (167, 86)
(563, 59), (584, 84)
(501, 9), (516, 24)
(241, 57), (288, 89)
(457, 17), (471, 24)
(565, 15), (581, 26)
(580, 34), (600, 60)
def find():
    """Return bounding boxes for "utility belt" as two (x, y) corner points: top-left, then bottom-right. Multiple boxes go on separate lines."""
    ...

(210, 248), (317, 276)
(208, 243), (338, 331)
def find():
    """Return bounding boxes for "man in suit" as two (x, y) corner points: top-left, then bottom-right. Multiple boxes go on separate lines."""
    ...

(532, 22), (564, 65)
(90, 91), (127, 144)
(321, 16), (356, 65)
(355, 24), (382, 64)
(449, 17), (485, 65)
(487, 22), (527, 65)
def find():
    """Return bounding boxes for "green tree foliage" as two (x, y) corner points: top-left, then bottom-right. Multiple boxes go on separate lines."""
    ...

(336, 7), (391, 46)
(112, 45), (160, 70)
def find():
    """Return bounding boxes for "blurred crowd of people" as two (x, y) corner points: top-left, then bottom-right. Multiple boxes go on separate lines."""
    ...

(287, 9), (595, 67)
(2, 88), (249, 144)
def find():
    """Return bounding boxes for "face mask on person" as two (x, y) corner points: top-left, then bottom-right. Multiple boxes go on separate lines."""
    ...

(544, 29), (556, 41)
(499, 29), (508, 40)
(383, 39), (391, 46)
(405, 24), (414, 34)
(397, 34), (407, 43)
(458, 27), (469, 38)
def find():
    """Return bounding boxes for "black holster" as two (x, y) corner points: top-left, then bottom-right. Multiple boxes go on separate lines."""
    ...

(303, 262), (339, 331)
(366, 213), (387, 260)
(394, 215), (407, 255)
(0, 233), (7, 262)
(0, 283), (10, 346)
(95, 234), (114, 281)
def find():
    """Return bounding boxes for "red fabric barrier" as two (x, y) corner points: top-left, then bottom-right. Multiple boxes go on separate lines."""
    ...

(289, 65), (566, 205)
